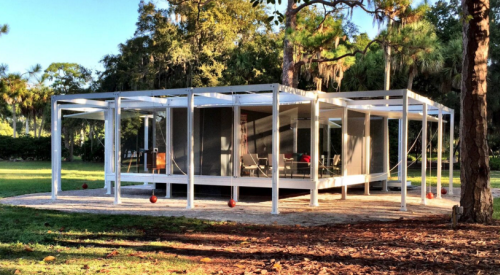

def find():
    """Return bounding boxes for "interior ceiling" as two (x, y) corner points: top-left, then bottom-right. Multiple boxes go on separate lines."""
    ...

(241, 102), (341, 117)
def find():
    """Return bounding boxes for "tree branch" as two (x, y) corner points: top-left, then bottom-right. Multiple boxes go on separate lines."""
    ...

(290, 0), (397, 22)
(304, 38), (381, 64)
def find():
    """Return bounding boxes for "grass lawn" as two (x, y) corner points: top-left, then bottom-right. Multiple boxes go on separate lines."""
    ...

(392, 169), (500, 188)
(0, 161), (141, 198)
(0, 161), (499, 274)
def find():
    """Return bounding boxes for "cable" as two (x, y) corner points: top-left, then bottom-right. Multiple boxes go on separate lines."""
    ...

(156, 112), (187, 175)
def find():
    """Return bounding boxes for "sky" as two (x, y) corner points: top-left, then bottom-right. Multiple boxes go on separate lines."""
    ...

(0, 0), (386, 76)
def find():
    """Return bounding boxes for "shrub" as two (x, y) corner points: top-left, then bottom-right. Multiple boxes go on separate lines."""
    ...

(491, 157), (500, 171)
(80, 138), (105, 162)
(0, 135), (51, 160)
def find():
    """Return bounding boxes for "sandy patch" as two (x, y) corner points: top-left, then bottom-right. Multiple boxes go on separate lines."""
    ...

(0, 185), (476, 226)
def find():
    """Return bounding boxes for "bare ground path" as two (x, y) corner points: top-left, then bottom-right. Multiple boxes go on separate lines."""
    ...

(0, 185), (473, 226)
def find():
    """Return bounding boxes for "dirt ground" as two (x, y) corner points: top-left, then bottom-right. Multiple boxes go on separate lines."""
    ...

(0, 185), (476, 226)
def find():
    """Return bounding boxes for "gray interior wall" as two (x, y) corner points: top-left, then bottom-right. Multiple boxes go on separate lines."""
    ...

(370, 116), (384, 173)
(243, 109), (294, 157)
(171, 108), (232, 176)
(346, 110), (366, 175)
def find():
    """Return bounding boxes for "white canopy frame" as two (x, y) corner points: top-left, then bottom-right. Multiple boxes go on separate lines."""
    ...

(51, 84), (454, 214)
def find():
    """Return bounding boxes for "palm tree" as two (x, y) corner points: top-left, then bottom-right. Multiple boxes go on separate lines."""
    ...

(390, 20), (443, 90)
(31, 86), (52, 137)
(0, 74), (28, 138)
(0, 24), (8, 38)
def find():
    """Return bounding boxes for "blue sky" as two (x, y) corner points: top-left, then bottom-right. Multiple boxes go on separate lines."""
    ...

(0, 0), (383, 76)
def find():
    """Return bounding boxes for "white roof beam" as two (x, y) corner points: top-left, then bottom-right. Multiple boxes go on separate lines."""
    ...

(407, 90), (453, 114)
(197, 93), (233, 102)
(318, 89), (406, 99)
(58, 99), (108, 107)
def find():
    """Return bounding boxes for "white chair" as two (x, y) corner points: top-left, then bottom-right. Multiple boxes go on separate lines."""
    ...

(267, 154), (291, 177)
(242, 154), (263, 177)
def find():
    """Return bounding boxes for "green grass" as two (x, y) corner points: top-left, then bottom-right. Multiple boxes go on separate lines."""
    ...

(391, 169), (500, 188)
(0, 161), (206, 274)
(0, 161), (142, 198)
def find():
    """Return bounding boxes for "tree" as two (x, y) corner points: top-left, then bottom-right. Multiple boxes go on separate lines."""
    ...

(43, 63), (92, 161)
(389, 20), (443, 90)
(0, 74), (27, 137)
(0, 24), (8, 37)
(271, 0), (410, 88)
(460, 0), (493, 223)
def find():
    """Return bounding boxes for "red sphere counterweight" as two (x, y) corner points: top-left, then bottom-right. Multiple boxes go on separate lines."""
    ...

(82, 183), (88, 190)
(426, 192), (434, 199)
(228, 199), (236, 208)
(441, 188), (447, 195)
(150, 191), (157, 203)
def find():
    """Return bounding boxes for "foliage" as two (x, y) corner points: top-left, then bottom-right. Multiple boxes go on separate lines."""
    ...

(0, 119), (13, 136)
(385, 20), (443, 89)
(99, 0), (273, 91)
(0, 23), (8, 37)
(491, 157), (500, 171)
(289, 7), (357, 90)
(43, 63), (92, 95)
(0, 135), (51, 160)
(80, 138), (105, 162)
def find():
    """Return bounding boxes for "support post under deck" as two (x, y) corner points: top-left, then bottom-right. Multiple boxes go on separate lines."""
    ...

(421, 103), (428, 205)
(271, 85), (280, 214)
(310, 98), (319, 207)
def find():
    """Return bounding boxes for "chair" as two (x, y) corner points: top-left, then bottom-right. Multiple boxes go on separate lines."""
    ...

(331, 154), (341, 175)
(267, 154), (291, 177)
(242, 154), (263, 177)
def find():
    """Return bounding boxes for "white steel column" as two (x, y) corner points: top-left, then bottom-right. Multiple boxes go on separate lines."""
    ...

(292, 123), (298, 154)
(401, 91), (409, 211)
(398, 119), (402, 181)
(51, 99), (61, 200)
(364, 112), (371, 195)
(310, 98), (319, 207)
(341, 107), (348, 200)
(232, 106), (240, 201)
(165, 108), (172, 198)
(186, 89), (195, 209)
(326, 124), (331, 166)
(421, 103), (428, 205)
(382, 117), (389, 192)
(151, 111), (157, 187)
(104, 111), (109, 189)
(56, 103), (62, 192)
(114, 96), (122, 205)
(449, 110), (455, 195)
(437, 107), (443, 199)
(271, 86), (280, 214)
(143, 116), (149, 185)
(105, 109), (113, 194)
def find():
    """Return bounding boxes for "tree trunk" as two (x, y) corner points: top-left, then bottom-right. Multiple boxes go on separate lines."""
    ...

(459, 0), (493, 223)
(38, 113), (44, 137)
(25, 117), (29, 135)
(12, 103), (16, 138)
(282, 0), (297, 87)
(407, 66), (416, 90)
(33, 113), (37, 137)
(69, 131), (74, 162)
(384, 19), (393, 91)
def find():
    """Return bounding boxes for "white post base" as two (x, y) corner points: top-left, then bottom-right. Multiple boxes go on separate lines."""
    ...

(341, 185), (347, 200)
(382, 180), (388, 192)
(165, 183), (171, 198)
(105, 180), (111, 195)
(364, 182), (370, 195)
(310, 188), (319, 207)
(232, 186), (239, 202)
